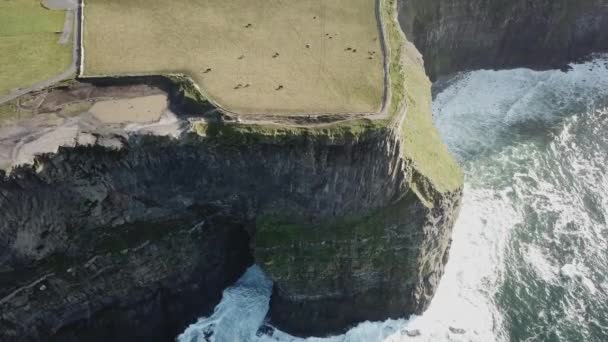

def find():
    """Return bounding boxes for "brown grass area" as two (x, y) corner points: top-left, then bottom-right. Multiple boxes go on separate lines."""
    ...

(83, 0), (384, 115)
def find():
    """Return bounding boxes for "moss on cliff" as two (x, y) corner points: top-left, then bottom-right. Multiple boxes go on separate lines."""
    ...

(398, 46), (463, 195)
(191, 0), (463, 196)
(381, 0), (463, 195)
(255, 194), (421, 282)
(193, 118), (386, 146)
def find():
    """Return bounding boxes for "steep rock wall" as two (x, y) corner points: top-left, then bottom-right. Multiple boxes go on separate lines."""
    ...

(399, 0), (608, 79)
(0, 123), (461, 339)
(0, 0), (467, 339)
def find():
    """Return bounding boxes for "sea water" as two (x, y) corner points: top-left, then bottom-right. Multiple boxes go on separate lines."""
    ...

(178, 56), (608, 342)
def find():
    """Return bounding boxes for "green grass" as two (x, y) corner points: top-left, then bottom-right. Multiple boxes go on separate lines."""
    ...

(84, 0), (385, 115)
(0, 0), (72, 96)
(381, 0), (463, 194)
(254, 193), (421, 279)
(190, 0), (462, 195)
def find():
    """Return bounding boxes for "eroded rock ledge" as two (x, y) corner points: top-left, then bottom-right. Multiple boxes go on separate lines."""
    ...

(0, 0), (468, 340)
(0, 120), (461, 340)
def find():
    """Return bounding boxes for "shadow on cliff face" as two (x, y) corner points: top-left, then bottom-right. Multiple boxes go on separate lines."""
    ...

(399, 0), (608, 80)
(47, 214), (254, 342)
(0, 196), (253, 342)
(0, 123), (439, 341)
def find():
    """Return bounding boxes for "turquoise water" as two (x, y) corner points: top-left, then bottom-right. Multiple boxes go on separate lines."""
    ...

(178, 56), (608, 342)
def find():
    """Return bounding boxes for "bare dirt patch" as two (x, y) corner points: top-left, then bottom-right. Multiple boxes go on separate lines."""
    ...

(89, 94), (167, 124)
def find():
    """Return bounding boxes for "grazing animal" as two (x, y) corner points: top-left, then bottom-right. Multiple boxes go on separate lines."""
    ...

(204, 68), (212, 73)
(238, 55), (245, 60)
(276, 85), (283, 90)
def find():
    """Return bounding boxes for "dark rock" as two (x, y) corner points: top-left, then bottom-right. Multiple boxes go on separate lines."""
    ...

(449, 326), (466, 334)
(0, 128), (461, 340)
(256, 324), (275, 337)
(403, 329), (421, 337)
(399, 0), (608, 79)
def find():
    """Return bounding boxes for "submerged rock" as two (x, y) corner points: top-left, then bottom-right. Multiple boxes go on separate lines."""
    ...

(449, 326), (466, 334)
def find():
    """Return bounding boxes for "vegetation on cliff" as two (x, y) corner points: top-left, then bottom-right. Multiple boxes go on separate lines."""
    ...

(83, 0), (384, 115)
(192, 0), (463, 196)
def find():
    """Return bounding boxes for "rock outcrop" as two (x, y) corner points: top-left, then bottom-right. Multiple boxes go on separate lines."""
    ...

(399, 0), (608, 79)
(0, 0), (471, 340)
(0, 117), (462, 339)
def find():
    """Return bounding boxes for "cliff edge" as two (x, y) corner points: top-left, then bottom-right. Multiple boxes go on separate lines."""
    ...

(0, 0), (466, 339)
(399, 0), (608, 79)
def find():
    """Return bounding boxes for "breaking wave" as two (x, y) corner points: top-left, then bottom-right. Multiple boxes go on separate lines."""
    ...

(178, 56), (608, 342)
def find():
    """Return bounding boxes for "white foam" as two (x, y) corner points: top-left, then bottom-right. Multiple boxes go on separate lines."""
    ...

(178, 265), (273, 342)
(433, 56), (608, 161)
(524, 246), (558, 284)
(178, 55), (608, 342)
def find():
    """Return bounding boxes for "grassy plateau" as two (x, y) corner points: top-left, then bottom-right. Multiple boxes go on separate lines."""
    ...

(0, 0), (72, 96)
(83, 0), (385, 115)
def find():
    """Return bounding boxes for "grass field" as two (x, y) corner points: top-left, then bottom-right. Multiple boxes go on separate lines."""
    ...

(84, 0), (385, 115)
(0, 0), (72, 96)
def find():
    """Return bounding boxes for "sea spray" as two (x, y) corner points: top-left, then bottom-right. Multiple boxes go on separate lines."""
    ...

(178, 55), (608, 342)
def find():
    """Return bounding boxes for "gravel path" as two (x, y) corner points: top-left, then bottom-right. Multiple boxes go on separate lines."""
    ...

(58, 10), (74, 44)
(42, 0), (78, 10)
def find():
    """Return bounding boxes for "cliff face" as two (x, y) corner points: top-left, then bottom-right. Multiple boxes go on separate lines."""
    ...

(399, 0), (608, 79)
(0, 123), (462, 339)
(0, 137), (255, 341)
(0, 0), (469, 339)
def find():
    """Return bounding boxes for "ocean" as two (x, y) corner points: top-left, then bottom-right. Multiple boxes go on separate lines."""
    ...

(177, 55), (608, 342)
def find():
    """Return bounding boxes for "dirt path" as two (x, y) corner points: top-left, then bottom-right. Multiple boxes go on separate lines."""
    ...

(58, 10), (74, 44)
(42, 0), (78, 10)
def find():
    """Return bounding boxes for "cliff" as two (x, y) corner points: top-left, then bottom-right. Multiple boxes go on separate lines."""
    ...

(0, 121), (461, 339)
(399, 0), (608, 79)
(0, 0), (468, 339)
